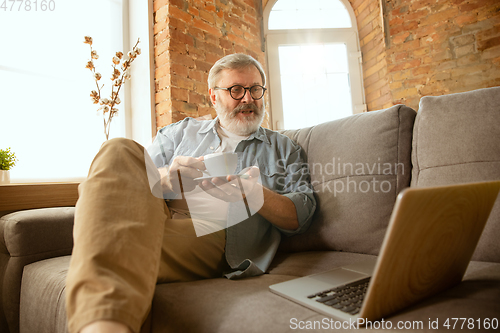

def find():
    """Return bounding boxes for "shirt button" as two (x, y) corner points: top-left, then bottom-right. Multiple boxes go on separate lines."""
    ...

(210, 146), (214, 150)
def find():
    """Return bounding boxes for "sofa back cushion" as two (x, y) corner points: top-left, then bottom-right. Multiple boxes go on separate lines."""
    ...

(411, 86), (500, 262)
(279, 105), (416, 255)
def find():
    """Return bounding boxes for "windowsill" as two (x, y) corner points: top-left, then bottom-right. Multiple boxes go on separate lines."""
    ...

(0, 182), (80, 212)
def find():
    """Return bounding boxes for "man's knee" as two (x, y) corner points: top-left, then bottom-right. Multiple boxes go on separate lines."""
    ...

(102, 137), (143, 153)
(98, 138), (146, 162)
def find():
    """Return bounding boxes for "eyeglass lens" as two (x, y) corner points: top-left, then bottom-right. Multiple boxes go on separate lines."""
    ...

(230, 85), (264, 100)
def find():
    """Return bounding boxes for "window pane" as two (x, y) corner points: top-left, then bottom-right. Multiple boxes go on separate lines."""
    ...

(319, 0), (345, 9)
(320, 9), (352, 28)
(268, 9), (298, 30)
(278, 44), (352, 129)
(271, 0), (297, 11)
(0, 0), (125, 182)
(299, 9), (322, 29)
(297, 0), (319, 10)
(269, 0), (352, 29)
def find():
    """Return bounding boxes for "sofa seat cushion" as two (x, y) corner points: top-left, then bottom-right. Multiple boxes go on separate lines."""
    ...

(19, 254), (500, 333)
(152, 260), (500, 333)
(411, 86), (500, 262)
(268, 251), (377, 277)
(19, 256), (153, 333)
(151, 274), (316, 333)
(279, 105), (416, 255)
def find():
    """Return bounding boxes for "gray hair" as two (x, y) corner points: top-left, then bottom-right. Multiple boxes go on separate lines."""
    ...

(208, 53), (266, 89)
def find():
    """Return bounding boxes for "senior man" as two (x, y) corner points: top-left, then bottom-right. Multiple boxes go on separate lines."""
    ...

(66, 53), (316, 333)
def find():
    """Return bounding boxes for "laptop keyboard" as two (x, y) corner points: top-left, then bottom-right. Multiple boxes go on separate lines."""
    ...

(307, 277), (371, 315)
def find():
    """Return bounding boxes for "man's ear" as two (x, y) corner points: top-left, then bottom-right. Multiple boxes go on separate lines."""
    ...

(209, 88), (217, 106)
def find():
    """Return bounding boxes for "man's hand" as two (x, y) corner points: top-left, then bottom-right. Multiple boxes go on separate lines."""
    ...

(199, 166), (299, 231)
(198, 166), (261, 203)
(159, 156), (206, 194)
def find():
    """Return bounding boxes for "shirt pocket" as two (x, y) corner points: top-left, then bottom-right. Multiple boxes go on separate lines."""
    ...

(258, 163), (288, 193)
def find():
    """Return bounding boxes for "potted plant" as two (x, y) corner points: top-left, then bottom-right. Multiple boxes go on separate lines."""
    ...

(0, 147), (18, 184)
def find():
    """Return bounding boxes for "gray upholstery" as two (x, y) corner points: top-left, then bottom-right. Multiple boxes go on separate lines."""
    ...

(0, 207), (74, 333)
(149, 260), (500, 333)
(280, 105), (416, 255)
(411, 86), (500, 262)
(20, 256), (70, 333)
(1, 87), (499, 333)
(16, 255), (500, 333)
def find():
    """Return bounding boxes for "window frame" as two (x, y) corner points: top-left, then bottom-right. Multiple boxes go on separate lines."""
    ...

(264, 0), (366, 130)
(126, 0), (156, 146)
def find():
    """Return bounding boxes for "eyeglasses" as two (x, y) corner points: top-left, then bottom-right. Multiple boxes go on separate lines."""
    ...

(213, 85), (267, 100)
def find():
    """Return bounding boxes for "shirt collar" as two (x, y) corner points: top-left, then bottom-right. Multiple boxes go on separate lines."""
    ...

(198, 117), (219, 134)
(247, 126), (271, 145)
(200, 117), (271, 145)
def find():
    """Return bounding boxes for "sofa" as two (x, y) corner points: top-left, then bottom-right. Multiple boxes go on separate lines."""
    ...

(1, 86), (499, 333)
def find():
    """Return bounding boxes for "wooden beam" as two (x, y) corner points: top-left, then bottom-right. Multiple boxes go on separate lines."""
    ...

(0, 183), (79, 211)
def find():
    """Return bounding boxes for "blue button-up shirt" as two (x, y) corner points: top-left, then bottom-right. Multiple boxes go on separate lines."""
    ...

(147, 117), (316, 279)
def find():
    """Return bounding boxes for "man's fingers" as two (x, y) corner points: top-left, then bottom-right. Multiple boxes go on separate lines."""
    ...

(177, 165), (203, 180)
(173, 156), (206, 171)
(227, 166), (259, 181)
(211, 177), (229, 187)
(199, 179), (228, 199)
(199, 178), (245, 202)
(169, 156), (206, 182)
(246, 166), (260, 177)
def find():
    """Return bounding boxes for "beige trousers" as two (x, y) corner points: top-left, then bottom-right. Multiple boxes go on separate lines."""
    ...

(66, 138), (228, 333)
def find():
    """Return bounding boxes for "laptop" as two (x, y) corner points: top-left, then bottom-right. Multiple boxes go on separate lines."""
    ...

(269, 181), (500, 325)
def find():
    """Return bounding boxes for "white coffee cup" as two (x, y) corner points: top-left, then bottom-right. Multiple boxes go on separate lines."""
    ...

(203, 152), (238, 177)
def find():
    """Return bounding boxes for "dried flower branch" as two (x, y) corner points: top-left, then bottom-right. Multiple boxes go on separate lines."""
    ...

(84, 36), (141, 140)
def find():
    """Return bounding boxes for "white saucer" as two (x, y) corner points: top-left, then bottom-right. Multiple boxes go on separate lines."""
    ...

(194, 175), (232, 181)
(194, 174), (250, 181)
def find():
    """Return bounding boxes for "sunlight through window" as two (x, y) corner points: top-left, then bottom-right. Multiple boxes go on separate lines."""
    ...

(269, 0), (352, 30)
(279, 44), (352, 129)
(0, 0), (126, 182)
(266, 0), (364, 130)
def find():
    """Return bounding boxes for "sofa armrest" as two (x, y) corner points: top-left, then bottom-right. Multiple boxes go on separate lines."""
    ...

(0, 207), (74, 333)
(0, 207), (74, 258)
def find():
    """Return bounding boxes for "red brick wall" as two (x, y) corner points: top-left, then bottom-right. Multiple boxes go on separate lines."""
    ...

(385, 0), (500, 111)
(350, 0), (393, 111)
(153, 0), (266, 130)
(155, 0), (500, 128)
(352, 0), (500, 112)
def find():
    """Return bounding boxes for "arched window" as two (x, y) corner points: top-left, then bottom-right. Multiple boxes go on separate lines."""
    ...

(265, 0), (366, 130)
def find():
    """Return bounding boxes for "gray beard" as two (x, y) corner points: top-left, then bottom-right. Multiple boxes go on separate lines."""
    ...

(216, 102), (265, 136)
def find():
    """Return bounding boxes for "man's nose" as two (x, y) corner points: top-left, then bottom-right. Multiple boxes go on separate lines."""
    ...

(241, 89), (255, 103)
